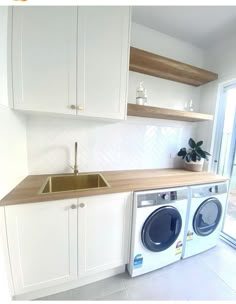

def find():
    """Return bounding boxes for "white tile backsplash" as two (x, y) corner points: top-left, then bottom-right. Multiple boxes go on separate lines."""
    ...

(27, 115), (196, 174)
(0, 106), (28, 199)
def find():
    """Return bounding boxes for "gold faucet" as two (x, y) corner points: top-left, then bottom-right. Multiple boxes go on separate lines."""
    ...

(73, 142), (79, 175)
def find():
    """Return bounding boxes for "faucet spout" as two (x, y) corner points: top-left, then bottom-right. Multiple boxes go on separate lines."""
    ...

(74, 142), (79, 175)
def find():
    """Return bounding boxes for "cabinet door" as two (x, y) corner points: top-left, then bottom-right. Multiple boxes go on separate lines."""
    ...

(5, 199), (78, 295)
(12, 7), (77, 115)
(78, 192), (132, 278)
(77, 7), (131, 120)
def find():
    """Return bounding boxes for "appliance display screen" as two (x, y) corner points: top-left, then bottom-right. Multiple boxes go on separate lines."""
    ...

(170, 191), (177, 200)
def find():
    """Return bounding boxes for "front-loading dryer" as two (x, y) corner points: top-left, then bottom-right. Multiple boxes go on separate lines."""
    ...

(127, 187), (188, 277)
(182, 182), (228, 259)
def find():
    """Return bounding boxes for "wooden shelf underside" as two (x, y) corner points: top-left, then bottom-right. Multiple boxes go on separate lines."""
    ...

(129, 47), (218, 87)
(127, 103), (213, 122)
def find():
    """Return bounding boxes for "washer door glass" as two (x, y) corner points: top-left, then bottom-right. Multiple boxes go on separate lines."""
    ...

(141, 206), (182, 252)
(193, 198), (222, 236)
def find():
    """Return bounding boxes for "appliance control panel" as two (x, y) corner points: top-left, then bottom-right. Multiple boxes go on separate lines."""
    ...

(136, 189), (188, 208)
(192, 182), (227, 198)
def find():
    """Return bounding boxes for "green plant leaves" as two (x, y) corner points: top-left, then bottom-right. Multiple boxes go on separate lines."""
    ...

(177, 138), (211, 163)
(177, 148), (187, 159)
(191, 152), (197, 162)
(197, 149), (206, 158)
(185, 154), (191, 162)
(188, 138), (196, 148)
(196, 141), (203, 147)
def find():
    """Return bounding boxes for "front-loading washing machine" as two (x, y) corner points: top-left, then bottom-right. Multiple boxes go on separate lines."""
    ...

(182, 182), (228, 259)
(127, 187), (188, 277)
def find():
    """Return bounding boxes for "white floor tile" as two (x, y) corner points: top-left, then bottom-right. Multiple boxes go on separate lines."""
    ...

(96, 290), (129, 301)
(37, 241), (236, 301)
(121, 269), (155, 289)
(199, 244), (236, 291)
(37, 290), (74, 301)
(66, 280), (105, 301)
(100, 274), (126, 298)
(69, 275), (126, 301)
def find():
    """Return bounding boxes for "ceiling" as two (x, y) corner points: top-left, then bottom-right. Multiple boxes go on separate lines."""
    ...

(132, 6), (236, 49)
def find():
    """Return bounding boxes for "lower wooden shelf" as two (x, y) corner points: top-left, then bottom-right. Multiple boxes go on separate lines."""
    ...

(127, 103), (213, 122)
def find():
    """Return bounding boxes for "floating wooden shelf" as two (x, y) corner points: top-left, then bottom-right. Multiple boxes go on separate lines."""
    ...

(129, 47), (218, 87)
(127, 103), (213, 122)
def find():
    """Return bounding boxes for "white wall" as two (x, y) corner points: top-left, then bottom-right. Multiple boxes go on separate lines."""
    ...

(0, 8), (8, 108)
(131, 23), (204, 67)
(27, 22), (203, 174)
(205, 32), (236, 79)
(0, 7), (28, 200)
(196, 32), (236, 170)
(129, 23), (203, 112)
(0, 106), (28, 199)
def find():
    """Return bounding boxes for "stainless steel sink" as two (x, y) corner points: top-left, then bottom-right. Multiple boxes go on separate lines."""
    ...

(39, 173), (110, 194)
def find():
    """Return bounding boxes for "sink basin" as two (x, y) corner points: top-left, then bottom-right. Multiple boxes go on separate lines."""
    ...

(39, 173), (110, 194)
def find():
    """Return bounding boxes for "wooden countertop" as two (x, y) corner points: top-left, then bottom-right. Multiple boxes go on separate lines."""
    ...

(0, 169), (228, 206)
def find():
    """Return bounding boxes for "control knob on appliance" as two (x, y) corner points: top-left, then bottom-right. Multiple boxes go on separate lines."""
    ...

(209, 187), (216, 193)
(162, 193), (169, 200)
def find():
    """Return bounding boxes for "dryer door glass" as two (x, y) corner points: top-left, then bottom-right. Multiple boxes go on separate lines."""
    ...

(141, 206), (182, 252)
(193, 198), (222, 236)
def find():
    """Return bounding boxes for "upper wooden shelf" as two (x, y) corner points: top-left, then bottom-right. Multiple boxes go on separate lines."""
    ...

(129, 47), (218, 87)
(127, 103), (213, 122)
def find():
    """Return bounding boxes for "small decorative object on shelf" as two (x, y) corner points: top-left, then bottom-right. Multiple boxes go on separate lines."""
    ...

(136, 82), (147, 105)
(184, 99), (194, 112)
(177, 138), (211, 172)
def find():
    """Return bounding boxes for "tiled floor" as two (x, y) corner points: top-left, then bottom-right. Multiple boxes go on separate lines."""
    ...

(38, 240), (236, 301)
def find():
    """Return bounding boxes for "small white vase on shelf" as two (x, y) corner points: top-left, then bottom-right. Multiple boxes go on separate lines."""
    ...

(184, 99), (194, 112)
(136, 82), (147, 105)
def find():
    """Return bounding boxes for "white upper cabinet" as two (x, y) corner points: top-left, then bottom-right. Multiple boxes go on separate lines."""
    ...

(5, 199), (78, 294)
(76, 7), (130, 119)
(12, 7), (77, 115)
(78, 192), (132, 278)
(12, 7), (131, 120)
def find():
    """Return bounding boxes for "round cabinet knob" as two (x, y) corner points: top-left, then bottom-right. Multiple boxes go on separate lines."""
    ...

(71, 204), (77, 209)
(77, 105), (84, 111)
(162, 194), (169, 200)
(79, 203), (85, 208)
(209, 187), (215, 193)
(70, 105), (76, 110)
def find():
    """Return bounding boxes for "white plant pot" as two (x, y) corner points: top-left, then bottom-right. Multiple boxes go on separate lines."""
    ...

(184, 159), (204, 172)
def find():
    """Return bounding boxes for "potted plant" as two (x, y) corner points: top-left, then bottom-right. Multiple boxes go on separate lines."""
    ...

(177, 138), (211, 172)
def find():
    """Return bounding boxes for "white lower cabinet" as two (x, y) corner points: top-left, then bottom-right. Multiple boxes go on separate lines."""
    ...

(78, 192), (132, 278)
(4, 192), (132, 297)
(5, 199), (78, 295)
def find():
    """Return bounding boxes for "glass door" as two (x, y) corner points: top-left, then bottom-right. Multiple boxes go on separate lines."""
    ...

(214, 84), (236, 246)
(223, 152), (236, 241)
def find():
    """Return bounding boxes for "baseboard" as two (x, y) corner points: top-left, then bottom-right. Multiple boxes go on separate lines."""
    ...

(220, 234), (236, 249)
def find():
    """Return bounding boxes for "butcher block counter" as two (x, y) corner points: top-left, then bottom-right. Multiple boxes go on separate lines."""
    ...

(0, 169), (228, 206)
